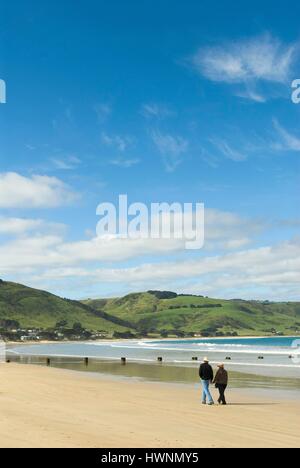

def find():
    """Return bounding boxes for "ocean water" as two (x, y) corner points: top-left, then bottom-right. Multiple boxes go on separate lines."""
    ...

(8, 336), (300, 379)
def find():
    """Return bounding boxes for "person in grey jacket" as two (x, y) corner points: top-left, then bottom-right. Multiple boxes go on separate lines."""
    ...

(213, 363), (228, 405)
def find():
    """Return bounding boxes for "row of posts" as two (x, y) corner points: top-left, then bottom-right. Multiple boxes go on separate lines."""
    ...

(41, 354), (295, 367)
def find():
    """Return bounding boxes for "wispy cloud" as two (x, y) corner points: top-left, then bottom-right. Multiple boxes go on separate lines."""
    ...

(191, 34), (297, 101)
(51, 155), (81, 170)
(25, 144), (36, 151)
(101, 132), (133, 152)
(210, 138), (247, 162)
(109, 157), (140, 168)
(234, 86), (266, 103)
(151, 131), (189, 171)
(141, 103), (175, 119)
(199, 147), (221, 168)
(94, 103), (112, 122)
(273, 119), (300, 152)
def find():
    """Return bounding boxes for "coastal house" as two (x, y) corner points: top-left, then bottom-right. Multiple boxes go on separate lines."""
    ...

(20, 332), (40, 341)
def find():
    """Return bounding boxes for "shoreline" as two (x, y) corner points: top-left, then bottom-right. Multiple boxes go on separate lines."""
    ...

(7, 336), (300, 381)
(0, 363), (299, 448)
(7, 354), (300, 397)
(6, 333), (300, 347)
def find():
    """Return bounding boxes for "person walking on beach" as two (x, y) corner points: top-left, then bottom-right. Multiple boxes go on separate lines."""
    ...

(199, 357), (214, 405)
(213, 363), (228, 405)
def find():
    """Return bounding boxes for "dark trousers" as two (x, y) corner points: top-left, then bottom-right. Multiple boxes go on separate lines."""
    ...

(217, 384), (227, 404)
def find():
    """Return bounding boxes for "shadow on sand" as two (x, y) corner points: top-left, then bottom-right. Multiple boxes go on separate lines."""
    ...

(224, 402), (278, 406)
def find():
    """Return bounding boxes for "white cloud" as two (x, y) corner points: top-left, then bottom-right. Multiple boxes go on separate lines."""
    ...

(273, 119), (300, 152)
(204, 209), (264, 248)
(29, 237), (300, 301)
(0, 208), (265, 272)
(0, 172), (78, 209)
(0, 217), (66, 236)
(2, 205), (296, 300)
(0, 218), (43, 235)
(151, 131), (189, 171)
(101, 238), (300, 300)
(0, 236), (180, 272)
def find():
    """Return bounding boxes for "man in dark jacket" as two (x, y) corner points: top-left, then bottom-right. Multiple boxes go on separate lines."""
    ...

(199, 357), (214, 405)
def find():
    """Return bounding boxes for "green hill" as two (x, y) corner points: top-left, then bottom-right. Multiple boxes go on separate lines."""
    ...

(0, 279), (133, 333)
(83, 290), (300, 337)
(1, 280), (300, 337)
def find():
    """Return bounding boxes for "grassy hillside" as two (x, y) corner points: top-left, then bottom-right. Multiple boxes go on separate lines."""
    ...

(1, 279), (299, 337)
(84, 291), (300, 336)
(0, 280), (132, 332)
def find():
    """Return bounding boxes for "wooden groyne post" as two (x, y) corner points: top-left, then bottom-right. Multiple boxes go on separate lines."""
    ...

(121, 357), (126, 365)
(46, 358), (51, 366)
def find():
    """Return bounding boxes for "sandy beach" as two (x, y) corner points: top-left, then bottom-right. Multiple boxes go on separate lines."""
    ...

(0, 363), (299, 448)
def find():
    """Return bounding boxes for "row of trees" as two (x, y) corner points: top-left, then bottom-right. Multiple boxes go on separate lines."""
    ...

(0, 318), (238, 340)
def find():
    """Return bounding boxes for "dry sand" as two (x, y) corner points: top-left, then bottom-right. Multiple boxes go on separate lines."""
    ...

(0, 363), (299, 448)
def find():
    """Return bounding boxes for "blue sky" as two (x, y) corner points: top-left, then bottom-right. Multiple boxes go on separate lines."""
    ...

(0, 0), (300, 300)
